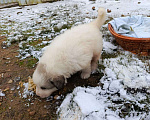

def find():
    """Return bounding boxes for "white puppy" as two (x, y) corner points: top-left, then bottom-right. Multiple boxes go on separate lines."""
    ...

(32, 8), (106, 98)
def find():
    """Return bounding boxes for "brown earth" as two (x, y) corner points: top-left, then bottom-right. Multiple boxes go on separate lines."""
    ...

(0, 36), (103, 120)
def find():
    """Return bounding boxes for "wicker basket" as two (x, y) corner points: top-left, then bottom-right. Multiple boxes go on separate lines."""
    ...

(108, 23), (150, 56)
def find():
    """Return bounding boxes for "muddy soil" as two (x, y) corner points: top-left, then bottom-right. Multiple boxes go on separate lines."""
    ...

(0, 36), (103, 120)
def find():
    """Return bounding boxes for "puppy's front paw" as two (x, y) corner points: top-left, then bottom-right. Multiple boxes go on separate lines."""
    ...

(81, 72), (90, 79)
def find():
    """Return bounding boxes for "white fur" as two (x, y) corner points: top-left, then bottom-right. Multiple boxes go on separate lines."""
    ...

(33, 8), (106, 98)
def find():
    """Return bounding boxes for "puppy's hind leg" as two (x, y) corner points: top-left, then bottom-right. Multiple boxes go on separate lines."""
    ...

(91, 54), (100, 74)
(81, 62), (91, 79)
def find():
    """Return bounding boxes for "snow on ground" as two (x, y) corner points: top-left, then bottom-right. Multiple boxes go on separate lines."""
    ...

(0, 89), (5, 96)
(0, 0), (150, 119)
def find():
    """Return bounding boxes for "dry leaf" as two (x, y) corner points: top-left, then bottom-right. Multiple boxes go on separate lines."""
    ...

(28, 76), (36, 92)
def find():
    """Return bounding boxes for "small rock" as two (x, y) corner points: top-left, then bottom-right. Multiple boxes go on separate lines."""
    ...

(44, 18), (47, 20)
(8, 79), (13, 84)
(27, 109), (30, 112)
(1, 42), (8, 49)
(36, 21), (41, 24)
(92, 6), (95, 10)
(9, 107), (11, 110)
(121, 14), (125, 17)
(54, 95), (59, 100)
(8, 20), (12, 22)
(138, 2), (141, 4)
(107, 9), (111, 13)
(17, 11), (22, 14)
(44, 105), (51, 109)
(54, 95), (61, 100)
(14, 77), (21, 82)
(29, 111), (36, 116)
(2, 57), (7, 60)
(1, 73), (4, 78)
(44, 105), (47, 109)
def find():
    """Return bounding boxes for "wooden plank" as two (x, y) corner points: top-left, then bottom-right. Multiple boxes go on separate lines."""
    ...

(0, 2), (19, 9)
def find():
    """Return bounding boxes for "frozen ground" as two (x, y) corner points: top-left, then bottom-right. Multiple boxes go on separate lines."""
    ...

(0, 0), (150, 120)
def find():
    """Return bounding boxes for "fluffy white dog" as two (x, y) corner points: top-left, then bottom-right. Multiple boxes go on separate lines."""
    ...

(32, 8), (106, 98)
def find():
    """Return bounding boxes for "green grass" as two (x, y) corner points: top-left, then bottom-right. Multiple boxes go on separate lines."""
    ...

(26, 57), (38, 68)
(17, 57), (38, 68)
(101, 51), (118, 60)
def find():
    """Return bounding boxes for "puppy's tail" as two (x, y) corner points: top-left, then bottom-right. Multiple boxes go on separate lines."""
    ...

(91, 8), (106, 29)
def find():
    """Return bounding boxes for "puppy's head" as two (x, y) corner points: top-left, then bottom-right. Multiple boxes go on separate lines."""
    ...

(32, 63), (65, 98)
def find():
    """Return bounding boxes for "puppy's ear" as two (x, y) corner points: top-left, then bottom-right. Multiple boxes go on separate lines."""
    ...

(51, 76), (65, 89)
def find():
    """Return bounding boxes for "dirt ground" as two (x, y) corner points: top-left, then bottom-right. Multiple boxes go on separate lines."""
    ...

(0, 36), (103, 120)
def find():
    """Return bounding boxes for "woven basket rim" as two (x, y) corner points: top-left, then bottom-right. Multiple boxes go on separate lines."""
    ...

(108, 23), (150, 41)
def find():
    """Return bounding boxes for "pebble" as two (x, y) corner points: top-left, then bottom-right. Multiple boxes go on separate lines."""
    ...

(44, 105), (51, 109)
(92, 6), (95, 10)
(29, 110), (36, 116)
(36, 21), (41, 24)
(44, 105), (47, 109)
(17, 11), (22, 14)
(8, 79), (13, 84)
(121, 14), (125, 17)
(107, 9), (111, 13)
(54, 95), (59, 100)
(1, 73), (4, 78)
(27, 109), (30, 112)
(14, 77), (21, 82)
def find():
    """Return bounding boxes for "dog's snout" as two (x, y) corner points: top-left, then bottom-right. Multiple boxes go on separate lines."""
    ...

(35, 88), (50, 98)
(36, 88), (41, 97)
(36, 92), (46, 98)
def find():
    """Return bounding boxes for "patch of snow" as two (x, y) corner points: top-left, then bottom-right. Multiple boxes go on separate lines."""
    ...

(58, 86), (149, 120)
(0, 89), (5, 96)
(103, 41), (117, 53)
(21, 83), (34, 99)
(103, 53), (150, 88)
